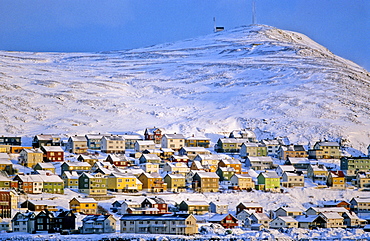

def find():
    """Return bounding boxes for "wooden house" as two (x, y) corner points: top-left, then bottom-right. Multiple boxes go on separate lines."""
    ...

(138, 172), (167, 192)
(18, 148), (44, 168)
(281, 172), (304, 187)
(101, 135), (125, 154)
(85, 133), (104, 150)
(66, 135), (88, 154)
(185, 136), (210, 148)
(208, 213), (238, 229)
(141, 197), (168, 214)
(309, 141), (341, 159)
(277, 145), (308, 160)
(209, 201), (228, 214)
(178, 147), (211, 160)
(33, 162), (56, 174)
(192, 172), (219, 192)
(69, 197), (98, 214)
(120, 214), (197, 235)
(161, 134), (185, 151)
(80, 215), (116, 234)
(40, 145), (64, 162)
(163, 173), (186, 192)
(218, 158), (242, 174)
(144, 127), (163, 144)
(230, 173), (255, 190)
(257, 171), (280, 191)
(327, 171), (345, 189)
(61, 161), (91, 174)
(236, 202), (263, 214)
(240, 143), (267, 158)
(270, 216), (298, 229)
(179, 200), (209, 215)
(32, 134), (61, 148)
(134, 140), (156, 153)
(246, 156), (274, 171)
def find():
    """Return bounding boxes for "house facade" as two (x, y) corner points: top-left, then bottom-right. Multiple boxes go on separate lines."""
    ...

(120, 214), (197, 235)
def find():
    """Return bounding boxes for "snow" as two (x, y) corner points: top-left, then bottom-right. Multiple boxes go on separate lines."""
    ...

(0, 25), (369, 152)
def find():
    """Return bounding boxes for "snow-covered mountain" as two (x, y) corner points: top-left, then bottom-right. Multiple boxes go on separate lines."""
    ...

(1, 25), (369, 149)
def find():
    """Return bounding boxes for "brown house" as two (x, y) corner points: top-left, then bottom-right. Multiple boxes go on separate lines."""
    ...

(192, 172), (219, 192)
(40, 146), (64, 162)
(138, 172), (167, 192)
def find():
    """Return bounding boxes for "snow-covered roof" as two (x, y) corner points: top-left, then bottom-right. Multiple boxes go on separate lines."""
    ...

(186, 136), (210, 141)
(247, 156), (273, 162)
(36, 162), (55, 169)
(42, 146), (64, 152)
(72, 197), (97, 203)
(196, 172), (219, 178)
(136, 140), (155, 146)
(276, 216), (298, 223)
(277, 165), (296, 172)
(69, 135), (87, 142)
(240, 202), (263, 208)
(320, 212), (343, 220)
(183, 200), (209, 206)
(182, 147), (210, 152)
(163, 134), (185, 139)
(260, 171), (279, 179)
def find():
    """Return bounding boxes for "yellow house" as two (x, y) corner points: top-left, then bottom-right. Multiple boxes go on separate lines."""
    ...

(0, 154), (12, 171)
(33, 162), (56, 174)
(162, 162), (190, 176)
(355, 172), (370, 188)
(327, 171), (345, 189)
(69, 197), (98, 214)
(138, 172), (167, 192)
(164, 173), (186, 192)
(19, 149), (44, 168)
(161, 134), (185, 151)
(230, 174), (255, 190)
(107, 173), (142, 192)
(307, 164), (328, 183)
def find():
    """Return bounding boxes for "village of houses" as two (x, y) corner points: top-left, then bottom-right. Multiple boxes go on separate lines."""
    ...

(0, 128), (370, 236)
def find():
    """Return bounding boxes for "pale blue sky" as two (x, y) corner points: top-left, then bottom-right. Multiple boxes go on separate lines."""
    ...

(0, 0), (369, 70)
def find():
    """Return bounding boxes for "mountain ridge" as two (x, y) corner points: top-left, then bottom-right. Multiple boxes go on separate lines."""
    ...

(0, 24), (369, 150)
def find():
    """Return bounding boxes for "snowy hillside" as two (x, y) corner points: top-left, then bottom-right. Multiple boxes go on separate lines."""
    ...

(0, 25), (369, 149)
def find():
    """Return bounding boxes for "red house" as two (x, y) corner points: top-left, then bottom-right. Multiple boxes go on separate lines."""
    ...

(141, 197), (168, 214)
(208, 214), (238, 229)
(236, 202), (263, 214)
(105, 154), (131, 167)
(144, 127), (162, 144)
(0, 190), (17, 218)
(40, 146), (64, 162)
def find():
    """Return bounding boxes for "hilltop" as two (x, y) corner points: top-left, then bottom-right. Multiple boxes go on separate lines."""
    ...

(0, 25), (369, 149)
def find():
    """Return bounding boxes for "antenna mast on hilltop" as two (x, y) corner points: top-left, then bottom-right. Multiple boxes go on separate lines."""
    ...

(252, 0), (257, 24)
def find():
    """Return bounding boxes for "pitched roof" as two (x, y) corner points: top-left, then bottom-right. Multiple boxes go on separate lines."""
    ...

(42, 146), (64, 152)
(69, 136), (87, 142)
(259, 171), (279, 179)
(163, 134), (185, 139)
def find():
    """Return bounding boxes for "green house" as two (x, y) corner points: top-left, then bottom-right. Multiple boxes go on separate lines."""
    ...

(216, 167), (236, 181)
(40, 174), (64, 194)
(257, 171), (280, 191)
(78, 172), (107, 195)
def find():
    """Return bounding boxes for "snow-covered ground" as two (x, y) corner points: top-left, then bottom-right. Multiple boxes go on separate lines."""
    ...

(0, 24), (369, 151)
(10, 183), (370, 240)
